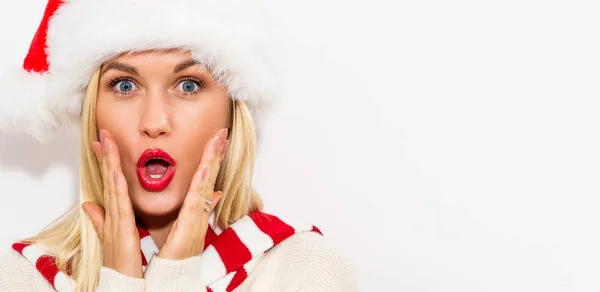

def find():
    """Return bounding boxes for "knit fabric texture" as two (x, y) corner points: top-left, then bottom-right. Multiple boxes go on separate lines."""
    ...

(0, 232), (356, 291)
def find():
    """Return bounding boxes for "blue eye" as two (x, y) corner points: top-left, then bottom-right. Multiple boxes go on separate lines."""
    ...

(115, 80), (136, 92)
(177, 80), (200, 93)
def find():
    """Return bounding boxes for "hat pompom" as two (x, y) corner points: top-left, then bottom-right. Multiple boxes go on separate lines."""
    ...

(0, 68), (61, 143)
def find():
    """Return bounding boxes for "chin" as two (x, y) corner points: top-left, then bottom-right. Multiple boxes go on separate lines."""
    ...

(130, 186), (185, 217)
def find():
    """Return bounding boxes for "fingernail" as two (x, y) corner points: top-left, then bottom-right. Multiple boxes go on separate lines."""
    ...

(218, 128), (228, 144)
(214, 135), (222, 151)
(221, 139), (229, 154)
(92, 142), (101, 159)
(223, 127), (229, 138)
(103, 137), (110, 153)
(99, 130), (107, 151)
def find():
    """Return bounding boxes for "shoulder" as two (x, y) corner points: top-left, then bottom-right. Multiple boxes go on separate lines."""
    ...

(0, 249), (54, 291)
(252, 232), (358, 291)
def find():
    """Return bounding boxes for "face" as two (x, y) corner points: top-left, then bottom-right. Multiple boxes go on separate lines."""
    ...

(96, 50), (231, 217)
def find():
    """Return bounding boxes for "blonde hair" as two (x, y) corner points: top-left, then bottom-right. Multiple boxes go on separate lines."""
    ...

(23, 68), (263, 291)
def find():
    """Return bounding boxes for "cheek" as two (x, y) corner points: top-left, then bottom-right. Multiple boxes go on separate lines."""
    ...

(97, 94), (123, 130)
(95, 93), (139, 169)
(171, 105), (226, 178)
(175, 113), (214, 164)
(174, 98), (229, 143)
(178, 138), (205, 182)
(96, 93), (139, 133)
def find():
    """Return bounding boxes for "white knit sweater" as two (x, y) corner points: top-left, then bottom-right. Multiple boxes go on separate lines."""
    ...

(0, 232), (356, 291)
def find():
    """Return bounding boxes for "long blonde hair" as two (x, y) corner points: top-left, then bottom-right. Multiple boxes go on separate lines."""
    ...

(23, 68), (263, 291)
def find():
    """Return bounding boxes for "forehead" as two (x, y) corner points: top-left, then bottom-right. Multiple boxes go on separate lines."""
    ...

(99, 49), (216, 78)
(106, 49), (192, 66)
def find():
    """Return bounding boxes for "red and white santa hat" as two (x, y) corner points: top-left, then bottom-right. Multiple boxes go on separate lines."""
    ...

(0, 0), (278, 143)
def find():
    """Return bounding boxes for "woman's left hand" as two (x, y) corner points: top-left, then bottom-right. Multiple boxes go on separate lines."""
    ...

(158, 128), (229, 260)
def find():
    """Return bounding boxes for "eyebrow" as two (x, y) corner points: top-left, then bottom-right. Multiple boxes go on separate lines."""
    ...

(100, 59), (201, 76)
(100, 62), (138, 76)
(174, 59), (201, 73)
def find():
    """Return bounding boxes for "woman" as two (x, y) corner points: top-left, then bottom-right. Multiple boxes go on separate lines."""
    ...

(0, 0), (355, 291)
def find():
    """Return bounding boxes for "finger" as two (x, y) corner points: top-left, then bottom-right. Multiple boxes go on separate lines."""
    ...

(106, 136), (134, 221)
(220, 139), (230, 157)
(203, 142), (227, 205)
(103, 131), (117, 196)
(204, 132), (229, 210)
(114, 169), (138, 239)
(215, 128), (228, 156)
(190, 164), (208, 195)
(178, 191), (222, 239)
(177, 129), (226, 223)
(101, 130), (119, 235)
(209, 191), (223, 209)
(199, 128), (227, 167)
(199, 135), (221, 169)
(208, 138), (228, 190)
(105, 131), (124, 174)
(98, 131), (112, 225)
(104, 135), (137, 237)
(195, 132), (223, 197)
(99, 131), (109, 200)
(92, 140), (107, 207)
(203, 129), (227, 188)
(92, 141), (102, 164)
(97, 131), (115, 243)
(82, 202), (105, 241)
(179, 164), (208, 221)
(167, 219), (178, 239)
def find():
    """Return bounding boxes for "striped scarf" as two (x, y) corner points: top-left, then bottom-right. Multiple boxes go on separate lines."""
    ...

(12, 211), (321, 291)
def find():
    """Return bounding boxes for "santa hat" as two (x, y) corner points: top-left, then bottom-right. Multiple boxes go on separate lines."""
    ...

(0, 0), (278, 143)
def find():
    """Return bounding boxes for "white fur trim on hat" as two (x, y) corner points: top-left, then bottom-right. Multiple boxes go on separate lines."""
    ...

(0, 0), (278, 142)
(0, 68), (60, 143)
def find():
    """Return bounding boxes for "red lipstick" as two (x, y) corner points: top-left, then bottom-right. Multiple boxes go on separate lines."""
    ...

(136, 149), (176, 192)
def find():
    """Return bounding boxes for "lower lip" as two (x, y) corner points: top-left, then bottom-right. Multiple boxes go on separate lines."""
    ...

(136, 166), (176, 192)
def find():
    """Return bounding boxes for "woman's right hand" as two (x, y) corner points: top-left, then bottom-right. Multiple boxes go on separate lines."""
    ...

(82, 129), (144, 279)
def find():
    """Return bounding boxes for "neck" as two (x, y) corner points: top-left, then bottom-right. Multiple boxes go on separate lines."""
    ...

(136, 211), (178, 249)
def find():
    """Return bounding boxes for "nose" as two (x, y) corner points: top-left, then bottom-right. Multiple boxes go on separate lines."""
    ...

(139, 93), (172, 139)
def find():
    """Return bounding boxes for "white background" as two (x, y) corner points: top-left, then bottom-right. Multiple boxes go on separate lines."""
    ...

(1, 0), (600, 291)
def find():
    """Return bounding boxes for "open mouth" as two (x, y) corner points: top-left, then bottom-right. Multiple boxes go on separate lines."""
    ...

(145, 158), (170, 179)
(136, 149), (177, 192)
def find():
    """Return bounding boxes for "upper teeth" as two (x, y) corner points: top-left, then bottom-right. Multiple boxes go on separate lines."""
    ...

(149, 174), (164, 179)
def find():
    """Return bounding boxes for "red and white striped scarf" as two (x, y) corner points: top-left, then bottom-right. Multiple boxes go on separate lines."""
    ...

(12, 211), (321, 291)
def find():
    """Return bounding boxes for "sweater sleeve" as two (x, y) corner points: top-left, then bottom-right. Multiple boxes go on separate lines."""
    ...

(0, 249), (145, 291)
(236, 232), (358, 292)
(0, 250), (55, 291)
(270, 232), (357, 292)
(96, 267), (145, 291)
(143, 254), (204, 291)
